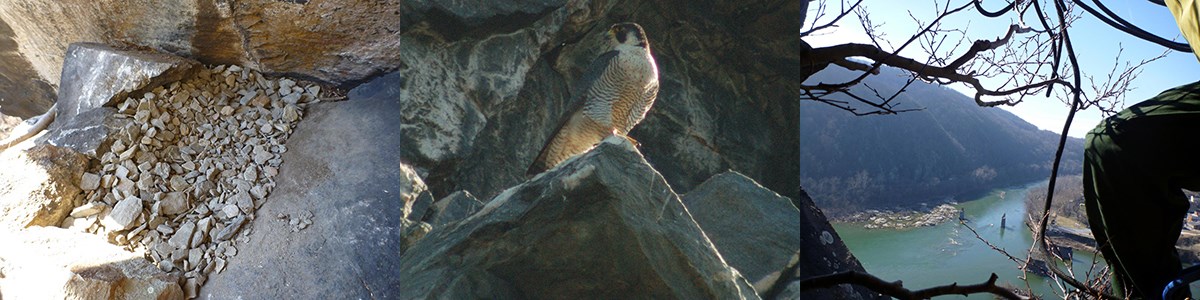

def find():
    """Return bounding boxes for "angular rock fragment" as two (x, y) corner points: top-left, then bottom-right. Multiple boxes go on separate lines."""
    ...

(216, 216), (247, 241)
(80, 172), (101, 190)
(70, 201), (107, 218)
(102, 196), (142, 231)
(424, 190), (483, 227)
(396, 137), (759, 299)
(161, 192), (189, 216)
(168, 222), (196, 250)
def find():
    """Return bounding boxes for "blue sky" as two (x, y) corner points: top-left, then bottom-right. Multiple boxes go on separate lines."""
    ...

(803, 0), (1200, 138)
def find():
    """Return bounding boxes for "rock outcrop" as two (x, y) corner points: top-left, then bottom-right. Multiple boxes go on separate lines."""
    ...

(394, 136), (759, 299)
(0, 144), (89, 229)
(0, 226), (183, 300)
(423, 0), (802, 203)
(788, 188), (882, 300)
(683, 172), (802, 294)
(0, 18), (54, 118)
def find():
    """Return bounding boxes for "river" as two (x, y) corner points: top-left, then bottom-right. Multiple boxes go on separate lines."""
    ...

(833, 180), (1109, 299)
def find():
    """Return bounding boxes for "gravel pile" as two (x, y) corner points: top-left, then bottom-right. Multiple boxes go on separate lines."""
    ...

(62, 64), (321, 298)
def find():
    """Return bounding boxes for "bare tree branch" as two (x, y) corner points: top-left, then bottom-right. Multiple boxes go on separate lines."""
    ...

(801, 0), (867, 37)
(1028, 1), (1125, 299)
(975, 0), (1017, 18)
(1071, 0), (1192, 52)
(804, 42), (1071, 107)
(800, 271), (1027, 300)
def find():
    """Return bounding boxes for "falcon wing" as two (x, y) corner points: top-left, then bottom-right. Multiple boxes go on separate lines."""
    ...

(526, 50), (619, 176)
(623, 81), (659, 134)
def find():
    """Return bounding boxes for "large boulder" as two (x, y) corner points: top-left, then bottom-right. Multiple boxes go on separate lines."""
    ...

(0, 226), (183, 300)
(682, 171), (802, 294)
(0, 144), (89, 229)
(394, 136), (760, 299)
(52, 43), (199, 130)
(39, 43), (198, 157)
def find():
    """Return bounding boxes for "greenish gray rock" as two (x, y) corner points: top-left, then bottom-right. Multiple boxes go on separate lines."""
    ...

(424, 190), (483, 227)
(682, 171), (801, 294)
(395, 137), (760, 299)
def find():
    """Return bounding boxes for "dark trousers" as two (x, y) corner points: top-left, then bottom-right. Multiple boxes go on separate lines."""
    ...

(1084, 95), (1200, 299)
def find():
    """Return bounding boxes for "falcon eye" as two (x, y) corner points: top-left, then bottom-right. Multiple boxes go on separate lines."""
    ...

(615, 30), (628, 43)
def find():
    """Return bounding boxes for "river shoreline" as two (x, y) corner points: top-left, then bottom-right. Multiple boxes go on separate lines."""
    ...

(1040, 221), (1200, 265)
(832, 180), (1102, 298)
(835, 203), (961, 229)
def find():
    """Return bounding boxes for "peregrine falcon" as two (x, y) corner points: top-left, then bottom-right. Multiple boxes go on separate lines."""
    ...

(526, 22), (660, 176)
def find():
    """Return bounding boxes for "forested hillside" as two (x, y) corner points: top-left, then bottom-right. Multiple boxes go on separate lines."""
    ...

(800, 66), (1084, 216)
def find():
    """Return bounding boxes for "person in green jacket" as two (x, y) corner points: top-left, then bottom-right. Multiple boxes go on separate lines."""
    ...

(1084, 1), (1200, 298)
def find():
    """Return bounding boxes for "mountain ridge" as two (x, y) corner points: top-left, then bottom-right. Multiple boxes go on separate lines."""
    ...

(800, 65), (1084, 216)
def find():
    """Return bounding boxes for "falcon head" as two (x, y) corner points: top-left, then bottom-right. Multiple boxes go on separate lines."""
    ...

(609, 23), (649, 49)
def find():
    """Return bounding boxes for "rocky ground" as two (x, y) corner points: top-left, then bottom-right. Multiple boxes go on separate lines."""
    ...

(838, 203), (961, 229)
(70, 63), (321, 296)
(0, 43), (336, 298)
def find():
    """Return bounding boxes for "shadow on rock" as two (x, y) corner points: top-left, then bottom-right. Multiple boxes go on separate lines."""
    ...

(394, 136), (760, 299)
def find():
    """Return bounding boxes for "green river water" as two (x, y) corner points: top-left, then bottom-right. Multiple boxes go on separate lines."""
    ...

(832, 181), (1110, 299)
